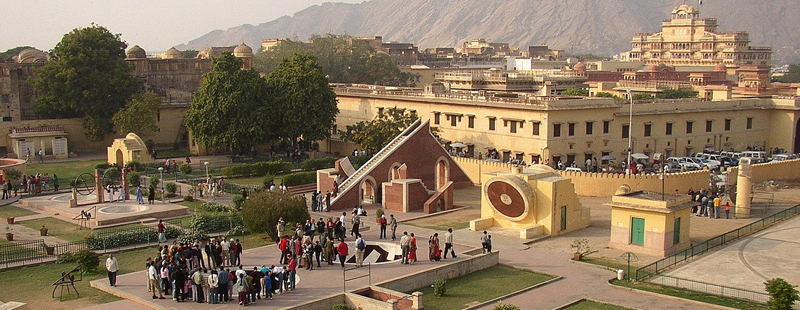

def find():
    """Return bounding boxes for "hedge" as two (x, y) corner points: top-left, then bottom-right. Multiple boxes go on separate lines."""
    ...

(300, 157), (337, 171)
(87, 226), (180, 250)
(281, 171), (316, 186)
(190, 212), (244, 233)
(220, 160), (293, 178)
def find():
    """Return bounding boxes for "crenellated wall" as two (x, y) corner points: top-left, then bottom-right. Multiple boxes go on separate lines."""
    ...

(726, 158), (800, 185)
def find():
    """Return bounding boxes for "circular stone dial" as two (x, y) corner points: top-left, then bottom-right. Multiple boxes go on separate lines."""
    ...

(486, 180), (528, 218)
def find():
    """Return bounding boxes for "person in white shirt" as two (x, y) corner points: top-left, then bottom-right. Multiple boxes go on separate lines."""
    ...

(220, 239), (230, 266)
(207, 270), (220, 304)
(443, 228), (457, 259)
(106, 254), (119, 287)
(148, 262), (165, 299)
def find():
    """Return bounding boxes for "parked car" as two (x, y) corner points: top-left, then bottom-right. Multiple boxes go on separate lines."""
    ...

(770, 154), (792, 162)
(667, 157), (701, 171)
(565, 167), (583, 172)
(741, 151), (767, 163)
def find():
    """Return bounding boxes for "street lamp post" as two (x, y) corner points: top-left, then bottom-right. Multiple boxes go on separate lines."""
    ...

(204, 162), (209, 180)
(158, 167), (165, 203)
(626, 89), (634, 175)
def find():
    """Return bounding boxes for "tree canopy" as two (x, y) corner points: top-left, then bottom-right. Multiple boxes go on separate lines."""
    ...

(112, 92), (161, 138)
(775, 64), (800, 83)
(254, 34), (414, 86)
(33, 24), (140, 141)
(0, 46), (35, 62)
(241, 190), (309, 241)
(561, 88), (589, 96)
(267, 54), (338, 146)
(339, 107), (419, 153)
(656, 88), (698, 99)
(186, 53), (275, 154)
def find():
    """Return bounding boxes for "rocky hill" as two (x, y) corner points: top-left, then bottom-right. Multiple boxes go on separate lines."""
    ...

(177, 0), (800, 63)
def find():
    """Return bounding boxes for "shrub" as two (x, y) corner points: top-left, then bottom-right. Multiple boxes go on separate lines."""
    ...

(127, 172), (142, 188)
(632, 93), (653, 100)
(596, 92), (615, 98)
(88, 226), (180, 250)
(766, 278), (799, 310)
(333, 305), (354, 310)
(3, 168), (22, 182)
(300, 157), (337, 171)
(149, 176), (160, 189)
(190, 212), (243, 233)
(125, 161), (143, 171)
(281, 171), (316, 186)
(179, 163), (193, 175)
(352, 154), (370, 167)
(493, 301), (521, 310)
(197, 201), (231, 213)
(227, 225), (246, 236)
(56, 252), (74, 264)
(262, 174), (276, 188)
(375, 208), (384, 219)
(178, 230), (209, 244)
(73, 249), (100, 273)
(433, 278), (447, 297)
(184, 195), (194, 202)
(232, 194), (245, 210)
(220, 160), (292, 178)
(241, 191), (309, 240)
(94, 163), (110, 170)
(165, 182), (177, 194)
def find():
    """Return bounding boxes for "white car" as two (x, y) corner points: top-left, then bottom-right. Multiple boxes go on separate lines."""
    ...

(667, 157), (700, 171)
(695, 157), (719, 170)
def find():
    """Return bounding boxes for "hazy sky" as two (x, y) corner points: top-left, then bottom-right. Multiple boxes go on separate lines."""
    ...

(1, 0), (365, 53)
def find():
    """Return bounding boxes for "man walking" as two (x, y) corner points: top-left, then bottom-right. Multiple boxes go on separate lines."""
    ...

(389, 214), (398, 241)
(106, 254), (118, 287)
(400, 232), (410, 264)
(336, 239), (348, 269)
(355, 234), (366, 267)
(443, 228), (457, 259)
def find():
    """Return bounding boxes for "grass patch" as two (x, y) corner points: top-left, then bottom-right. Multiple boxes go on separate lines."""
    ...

(563, 300), (635, 310)
(0, 246), (159, 310)
(0, 205), (37, 219)
(26, 159), (105, 185)
(580, 257), (641, 276)
(177, 199), (205, 211)
(411, 264), (554, 310)
(19, 217), (90, 242)
(610, 279), (767, 310)
(408, 221), (470, 232)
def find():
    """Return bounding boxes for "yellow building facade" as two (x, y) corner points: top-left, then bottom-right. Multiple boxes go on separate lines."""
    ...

(329, 86), (800, 168)
(608, 190), (696, 257)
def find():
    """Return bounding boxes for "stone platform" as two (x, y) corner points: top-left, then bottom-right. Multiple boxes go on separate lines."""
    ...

(21, 193), (189, 228)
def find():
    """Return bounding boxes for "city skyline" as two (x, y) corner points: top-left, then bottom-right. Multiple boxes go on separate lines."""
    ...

(0, 0), (363, 52)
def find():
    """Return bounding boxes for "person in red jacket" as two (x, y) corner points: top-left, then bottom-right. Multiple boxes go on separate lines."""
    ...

(287, 255), (298, 290)
(336, 239), (348, 269)
(278, 236), (289, 264)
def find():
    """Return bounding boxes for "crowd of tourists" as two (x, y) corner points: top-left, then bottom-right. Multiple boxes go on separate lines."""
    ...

(688, 188), (732, 219)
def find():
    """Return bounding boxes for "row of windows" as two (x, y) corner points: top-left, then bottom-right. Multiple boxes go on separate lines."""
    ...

(622, 117), (754, 139)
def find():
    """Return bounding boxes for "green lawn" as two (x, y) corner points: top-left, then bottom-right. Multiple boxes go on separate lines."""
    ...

(411, 264), (555, 310)
(610, 279), (767, 310)
(26, 159), (105, 186)
(411, 221), (470, 231)
(0, 205), (37, 219)
(19, 217), (91, 242)
(0, 246), (158, 310)
(563, 300), (635, 310)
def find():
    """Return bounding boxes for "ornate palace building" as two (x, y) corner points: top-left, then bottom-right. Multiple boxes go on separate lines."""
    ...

(623, 4), (772, 68)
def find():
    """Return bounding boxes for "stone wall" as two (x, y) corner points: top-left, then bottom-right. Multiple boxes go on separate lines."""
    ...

(376, 251), (499, 293)
(726, 158), (800, 185)
(452, 157), (518, 185)
(285, 293), (346, 310)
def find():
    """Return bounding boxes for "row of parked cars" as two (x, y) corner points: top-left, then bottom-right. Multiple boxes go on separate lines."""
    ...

(667, 151), (797, 172)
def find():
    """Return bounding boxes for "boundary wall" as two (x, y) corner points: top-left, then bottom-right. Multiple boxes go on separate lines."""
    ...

(453, 156), (710, 196)
(726, 158), (800, 185)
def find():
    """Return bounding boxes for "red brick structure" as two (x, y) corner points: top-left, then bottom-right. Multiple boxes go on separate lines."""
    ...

(317, 119), (471, 213)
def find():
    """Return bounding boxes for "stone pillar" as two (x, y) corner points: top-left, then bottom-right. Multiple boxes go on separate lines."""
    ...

(121, 169), (129, 200)
(69, 187), (78, 208)
(387, 299), (398, 310)
(411, 291), (423, 310)
(735, 159), (752, 218)
(95, 169), (104, 203)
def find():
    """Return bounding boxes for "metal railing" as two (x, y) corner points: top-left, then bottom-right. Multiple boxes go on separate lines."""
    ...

(649, 274), (769, 304)
(636, 203), (800, 281)
(0, 239), (47, 268)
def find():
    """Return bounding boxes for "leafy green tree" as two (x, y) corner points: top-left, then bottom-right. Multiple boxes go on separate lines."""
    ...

(267, 54), (338, 147)
(364, 53), (414, 86)
(33, 24), (140, 141)
(632, 93), (654, 100)
(775, 64), (800, 83)
(186, 53), (276, 154)
(595, 92), (615, 98)
(0, 46), (35, 62)
(112, 92), (161, 138)
(339, 107), (418, 153)
(766, 278), (799, 310)
(656, 88), (698, 99)
(241, 190), (309, 241)
(561, 88), (589, 96)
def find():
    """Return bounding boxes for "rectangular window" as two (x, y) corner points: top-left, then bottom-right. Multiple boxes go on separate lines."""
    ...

(622, 124), (629, 139)
(585, 122), (594, 135)
(488, 117), (496, 131)
(644, 123), (652, 137)
(468, 116), (475, 128)
(532, 122), (541, 136)
(666, 123), (673, 135)
(510, 121), (517, 133)
(553, 123), (561, 137)
(706, 120), (713, 132)
(686, 121), (693, 134)
(450, 115), (457, 127)
(724, 119), (731, 131)
(673, 217), (681, 245)
(434, 112), (440, 125)
(603, 120), (610, 134)
(746, 117), (753, 129)
(568, 123), (575, 136)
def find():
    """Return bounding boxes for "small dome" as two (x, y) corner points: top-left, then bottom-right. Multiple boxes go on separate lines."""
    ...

(17, 48), (47, 64)
(126, 45), (146, 59)
(573, 62), (586, 72)
(615, 184), (632, 196)
(715, 63), (727, 72)
(233, 43), (253, 57)
(164, 47), (181, 59)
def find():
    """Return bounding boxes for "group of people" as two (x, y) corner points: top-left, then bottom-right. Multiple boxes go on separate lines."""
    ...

(19, 173), (58, 196)
(197, 176), (226, 198)
(689, 188), (732, 219)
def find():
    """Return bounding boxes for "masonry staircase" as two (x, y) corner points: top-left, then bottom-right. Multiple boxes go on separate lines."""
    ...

(330, 119), (423, 207)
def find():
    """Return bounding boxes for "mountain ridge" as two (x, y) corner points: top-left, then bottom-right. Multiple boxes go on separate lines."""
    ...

(176, 0), (800, 63)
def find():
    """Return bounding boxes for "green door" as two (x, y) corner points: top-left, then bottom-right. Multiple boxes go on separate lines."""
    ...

(560, 206), (567, 231)
(631, 217), (645, 246)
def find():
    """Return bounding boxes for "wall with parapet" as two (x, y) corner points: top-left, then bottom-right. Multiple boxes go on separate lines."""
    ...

(726, 159), (800, 185)
(377, 251), (499, 292)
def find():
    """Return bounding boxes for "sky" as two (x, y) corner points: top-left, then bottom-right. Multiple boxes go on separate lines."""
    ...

(0, 0), (365, 53)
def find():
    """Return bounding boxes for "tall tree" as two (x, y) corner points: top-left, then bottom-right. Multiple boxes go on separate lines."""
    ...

(112, 92), (161, 138)
(339, 107), (419, 153)
(267, 54), (339, 147)
(186, 53), (275, 153)
(33, 24), (140, 141)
